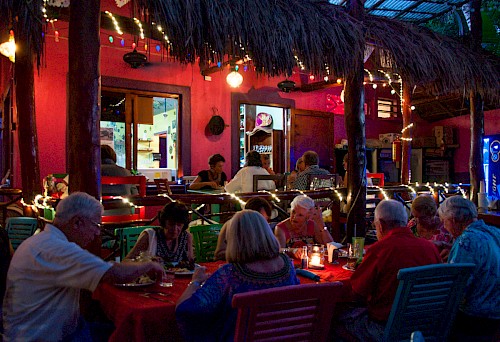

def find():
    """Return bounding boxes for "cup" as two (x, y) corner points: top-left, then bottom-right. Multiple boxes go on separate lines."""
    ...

(159, 273), (174, 287)
(346, 243), (357, 269)
(352, 237), (365, 263)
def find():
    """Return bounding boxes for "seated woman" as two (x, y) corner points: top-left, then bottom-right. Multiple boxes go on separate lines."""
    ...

(189, 153), (227, 190)
(408, 195), (453, 257)
(176, 210), (299, 341)
(214, 197), (273, 260)
(274, 195), (333, 259)
(260, 154), (275, 175)
(287, 157), (305, 189)
(125, 202), (193, 263)
(225, 151), (276, 193)
(438, 196), (500, 340)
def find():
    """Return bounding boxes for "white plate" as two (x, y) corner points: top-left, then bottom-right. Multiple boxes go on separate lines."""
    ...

(115, 280), (155, 287)
(342, 264), (356, 272)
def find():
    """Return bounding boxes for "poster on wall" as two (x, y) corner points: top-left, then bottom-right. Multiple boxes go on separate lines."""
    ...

(100, 128), (114, 149)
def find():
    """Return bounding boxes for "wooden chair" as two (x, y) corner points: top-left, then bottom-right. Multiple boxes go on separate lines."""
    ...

(383, 263), (475, 342)
(154, 178), (173, 195)
(367, 173), (385, 187)
(232, 282), (343, 342)
(114, 225), (159, 260)
(101, 175), (147, 198)
(6, 217), (38, 250)
(188, 224), (222, 262)
(252, 174), (286, 192)
(307, 174), (339, 190)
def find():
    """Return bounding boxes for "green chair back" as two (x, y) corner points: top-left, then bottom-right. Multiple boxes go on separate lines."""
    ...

(189, 224), (222, 262)
(114, 226), (159, 260)
(6, 217), (38, 250)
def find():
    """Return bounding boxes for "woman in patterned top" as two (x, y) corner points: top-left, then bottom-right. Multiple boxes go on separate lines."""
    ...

(126, 202), (193, 263)
(407, 195), (453, 259)
(176, 210), (299, 341)
(274, 195), (333, 259)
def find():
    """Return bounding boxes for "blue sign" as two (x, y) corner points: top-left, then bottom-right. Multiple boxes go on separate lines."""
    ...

(488, 135), (500, 200)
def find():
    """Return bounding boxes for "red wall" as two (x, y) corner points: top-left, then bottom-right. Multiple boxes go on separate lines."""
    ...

(7, 0), (499, 187)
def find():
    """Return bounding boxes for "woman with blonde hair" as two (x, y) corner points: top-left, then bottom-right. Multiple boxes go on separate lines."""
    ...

(176, 210), (298, 341)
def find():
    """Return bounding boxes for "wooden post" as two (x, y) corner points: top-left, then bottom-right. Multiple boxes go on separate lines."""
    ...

(401, 84), (412, 184)
(468, 0), (484, 204)
(67, 0), (101, 198)
(345, 0), (366, 238)
(14, 23), (41, 202)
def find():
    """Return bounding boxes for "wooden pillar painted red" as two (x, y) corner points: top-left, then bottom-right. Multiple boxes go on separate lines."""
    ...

(401, 84), (412, 184)
(67, 0), (101, 198)
(345, 0), (366, 238)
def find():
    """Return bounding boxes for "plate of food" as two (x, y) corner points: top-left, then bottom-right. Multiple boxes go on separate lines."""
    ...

(115, 274), (155, 287)
(164, 261), (197, 275)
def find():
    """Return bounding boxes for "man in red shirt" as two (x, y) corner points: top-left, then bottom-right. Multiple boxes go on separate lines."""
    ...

(340, 199), (442, 341)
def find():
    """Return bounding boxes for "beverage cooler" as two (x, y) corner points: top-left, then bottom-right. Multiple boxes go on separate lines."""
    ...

(485, 135), (500, 200)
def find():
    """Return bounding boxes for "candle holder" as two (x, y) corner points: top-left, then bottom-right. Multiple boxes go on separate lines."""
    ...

(308, 244), (325, 270)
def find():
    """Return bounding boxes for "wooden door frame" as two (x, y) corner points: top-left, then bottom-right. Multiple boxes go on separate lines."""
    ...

(291, 109), (335, 172)
(231, 88), (294, 177)
(102, 76), (191, 178)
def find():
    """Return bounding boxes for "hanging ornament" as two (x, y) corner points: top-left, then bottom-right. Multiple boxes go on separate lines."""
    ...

(120, 39), (125, 47)
(132, 42), (136, 49)
(115, 0), (131, 7)
(108, 36), (114, 43)
(54, 30), (59, 42)
(155, 45), (161, 52)
(144, 44), (148, 51)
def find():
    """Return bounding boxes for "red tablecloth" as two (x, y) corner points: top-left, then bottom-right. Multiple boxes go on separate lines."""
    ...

(93, 260), (353, 342)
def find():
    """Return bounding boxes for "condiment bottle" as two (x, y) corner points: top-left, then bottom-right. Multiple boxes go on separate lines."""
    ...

(301, 246), (308, 269)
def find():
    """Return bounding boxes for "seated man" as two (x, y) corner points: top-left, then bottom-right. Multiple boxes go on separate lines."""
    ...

(3, 192), (165, 341)
(338, 200), (441, 342)
(293, 151), (330, 190)
(438, 196), (500, 340)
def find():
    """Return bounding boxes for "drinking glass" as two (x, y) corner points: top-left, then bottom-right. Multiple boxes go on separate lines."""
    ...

(352, 237), (365, 263)
(346, 243), (358, 269)
(159, 273), (174, 287)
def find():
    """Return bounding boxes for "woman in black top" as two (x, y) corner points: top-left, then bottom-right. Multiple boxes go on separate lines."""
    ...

(189, 154), (227, 190)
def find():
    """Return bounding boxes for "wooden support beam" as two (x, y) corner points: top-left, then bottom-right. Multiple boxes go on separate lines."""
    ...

(14, 19), (41, 202)
(67, 0), (101, 198)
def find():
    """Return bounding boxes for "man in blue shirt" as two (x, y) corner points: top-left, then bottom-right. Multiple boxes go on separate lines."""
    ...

(293, 151), (330, 190)
(438, 196), (500, 340)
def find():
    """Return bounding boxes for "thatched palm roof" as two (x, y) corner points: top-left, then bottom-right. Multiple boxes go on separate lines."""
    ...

(364, 15), (500, 102)
(1, 0), (499, 101)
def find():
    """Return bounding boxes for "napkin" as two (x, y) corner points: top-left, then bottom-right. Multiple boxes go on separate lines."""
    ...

(296, 269), (320, 282)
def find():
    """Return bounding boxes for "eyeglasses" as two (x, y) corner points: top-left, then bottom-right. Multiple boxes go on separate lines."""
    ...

(89, 220), (102, 230)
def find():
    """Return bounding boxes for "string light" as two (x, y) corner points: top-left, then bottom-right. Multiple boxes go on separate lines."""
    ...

(105, 11), (123, 35)
(258, 190), (281, 203)
(133, 18), (145, 40)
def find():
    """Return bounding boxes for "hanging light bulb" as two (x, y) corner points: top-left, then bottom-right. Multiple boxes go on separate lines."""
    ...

(0, 30), (16, 62)
(226, 67), (243, 88)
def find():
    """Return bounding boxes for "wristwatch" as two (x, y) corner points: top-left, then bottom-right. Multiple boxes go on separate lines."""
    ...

(188, 280), (202, 287)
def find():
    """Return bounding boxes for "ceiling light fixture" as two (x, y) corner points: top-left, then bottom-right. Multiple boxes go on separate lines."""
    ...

(0, 30), (16, 63)
(226, 66), (243, 88)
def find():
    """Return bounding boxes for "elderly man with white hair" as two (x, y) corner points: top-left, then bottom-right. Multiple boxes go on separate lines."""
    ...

(3, 192), (165, 341)
(438, 196), (500, 341)
(339, 199), (441, 342)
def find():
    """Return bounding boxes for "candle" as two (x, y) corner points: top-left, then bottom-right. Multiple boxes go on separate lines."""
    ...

(310, 255), (321, 266)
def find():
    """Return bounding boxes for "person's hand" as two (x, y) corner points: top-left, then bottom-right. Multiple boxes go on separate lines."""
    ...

(311, 206), (324, 225)
(192, 265), (209, 283)
(207, 181), (219, 189)
(440, 248), (450, 262)
(144, 261), (166, 282)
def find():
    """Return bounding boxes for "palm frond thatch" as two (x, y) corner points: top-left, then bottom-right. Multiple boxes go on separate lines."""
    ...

(138, 0), (364, 77)
(364, 15), (500, 102)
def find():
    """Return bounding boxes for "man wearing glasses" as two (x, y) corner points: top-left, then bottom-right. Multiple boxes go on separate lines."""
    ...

(3, 192), (165, 341)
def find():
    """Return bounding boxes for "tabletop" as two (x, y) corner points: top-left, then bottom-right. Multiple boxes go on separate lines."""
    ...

(93, 259), (353, 342)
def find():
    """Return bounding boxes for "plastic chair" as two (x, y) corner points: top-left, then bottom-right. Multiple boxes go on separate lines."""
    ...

(114, 226), (159, 260)
(154, 178), (173, 195)
(188, 224), (222, 262)
(232, 282), (343, 342)
(367, 173), (385, 187)
(252, 174), (285, 192)
(6, 217), (38, 250)
(307, 173), (339, 190)
(383, 263), (475, 342)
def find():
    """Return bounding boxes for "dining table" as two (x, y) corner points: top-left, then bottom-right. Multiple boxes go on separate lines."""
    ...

(93, 258), (355, 342)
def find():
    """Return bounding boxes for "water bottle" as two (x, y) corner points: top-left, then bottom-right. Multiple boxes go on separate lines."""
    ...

(301, 246), (308, 269)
